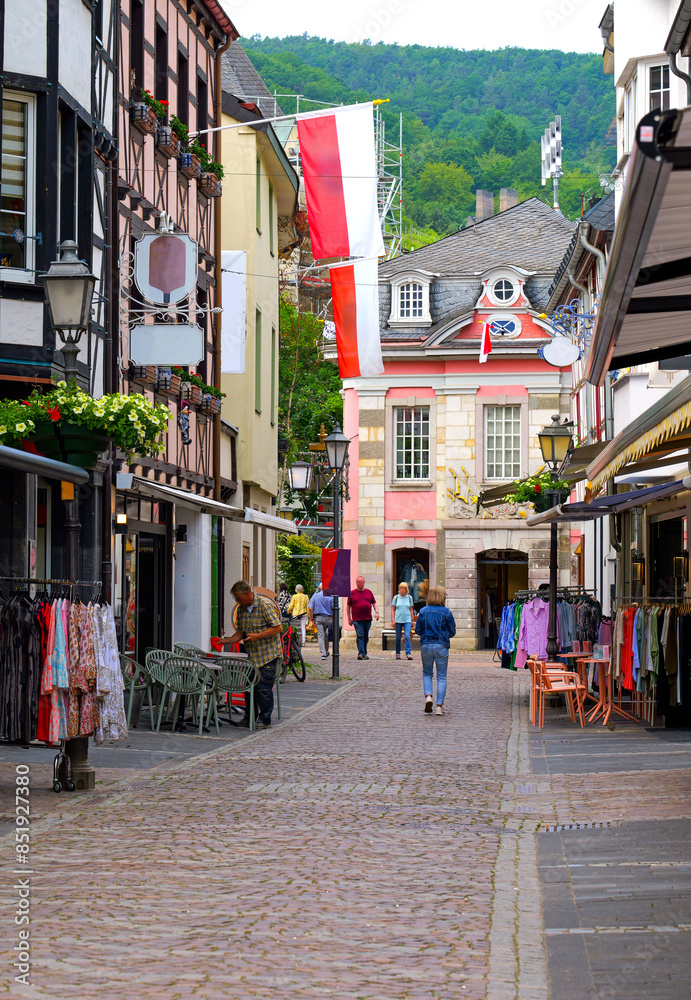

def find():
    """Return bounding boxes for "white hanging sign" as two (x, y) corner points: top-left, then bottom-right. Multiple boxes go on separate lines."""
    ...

(130, 324), (205, 366)
(134, 233), (198, 305)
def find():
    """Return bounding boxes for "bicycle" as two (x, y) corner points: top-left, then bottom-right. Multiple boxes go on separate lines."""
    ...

(281, 622), (306, 682)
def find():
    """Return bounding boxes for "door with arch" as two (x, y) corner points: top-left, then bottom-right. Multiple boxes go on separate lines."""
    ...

(477, 549), (528, 649)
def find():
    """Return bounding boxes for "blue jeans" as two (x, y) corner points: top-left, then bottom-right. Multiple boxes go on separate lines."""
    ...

(395, 621), (411, 655)
(353, 619), (371, 656)
(244, 657), (279, 724)
(421, 642), (449, 705)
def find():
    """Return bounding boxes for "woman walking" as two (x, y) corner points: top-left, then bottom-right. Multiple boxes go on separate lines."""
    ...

(391, 582), (415, 661)
(287, 584), (309, 646)
(415, 586), (456, 715)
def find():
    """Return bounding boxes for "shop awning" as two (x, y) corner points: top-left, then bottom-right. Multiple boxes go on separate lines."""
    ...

(0, 443), (89, 485)
(120, 475), (244, 518)
(244, 508), (299, 535)
(585, 373), (691, 492)
(559, 441), (609, 480)
(525, 478), (691, 526)
(585, 106), (691, 386)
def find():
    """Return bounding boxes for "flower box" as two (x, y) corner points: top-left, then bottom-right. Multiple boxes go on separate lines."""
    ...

(200, 394), (222, 414)
(155, 124), (180, 159)
(199, 172), (222, 198)
(29, 423), (111, 470)
(131, 365), (157, 385)
(130, 103), (158, 135)
(178, 152), (202, 179)
(181, 383), (202, 405)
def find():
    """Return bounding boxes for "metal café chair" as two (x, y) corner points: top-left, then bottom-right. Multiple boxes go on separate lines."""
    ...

(145, 647), (173, 716)
(119, 654), (155, 730)
(173, 641), (206, 657)
(155, 656), (218, 736)
(210, 659), (259, 731)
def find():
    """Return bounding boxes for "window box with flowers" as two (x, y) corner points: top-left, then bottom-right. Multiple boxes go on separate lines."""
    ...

(171, 119), (202, 179)
(155, 368), (181, 395)
(131, 89), (168, 136)
(190, 142), (224, 197)
(172, 367), (226, 408)
(155, 124), (180, 159)
(130, 365), (157, 385)
(0, 383), (170, 468)
(503, 472), (571, 513)
(200, 394), (222, 414)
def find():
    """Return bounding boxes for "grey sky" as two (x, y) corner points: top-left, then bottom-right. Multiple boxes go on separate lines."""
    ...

(220, 0), (605, 54)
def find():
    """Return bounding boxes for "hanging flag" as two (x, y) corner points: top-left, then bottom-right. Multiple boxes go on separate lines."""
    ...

(330, 258), (384, 378)
(296, 103), (386, 260)
(322, 548), (352, 597)
(479, 322), (493, 364)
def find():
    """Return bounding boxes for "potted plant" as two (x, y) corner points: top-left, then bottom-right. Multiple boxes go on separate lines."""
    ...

(503, 472), (571, 513)
(0, 382), (170, 468)
(131, 88), (167, 135)
(155, 123), (180, 158)
(173, 120), (202, 179)
(199, 159), (223, 198)
(200, 394), (222, 414)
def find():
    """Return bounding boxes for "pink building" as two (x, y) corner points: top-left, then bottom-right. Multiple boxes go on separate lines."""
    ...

(335, 198), (577, 649)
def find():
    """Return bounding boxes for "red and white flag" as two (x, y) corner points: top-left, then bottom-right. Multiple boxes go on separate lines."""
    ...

(479, 322), (493, 364)
(297, 103), (385, 260)
(330, 258), (384, 378)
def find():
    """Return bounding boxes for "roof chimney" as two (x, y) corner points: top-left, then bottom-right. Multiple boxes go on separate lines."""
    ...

(475, 189), (494, 222)
(499, 188), (518, 213)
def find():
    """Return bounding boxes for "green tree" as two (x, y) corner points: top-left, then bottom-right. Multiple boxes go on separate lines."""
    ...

(277, 532), (321, 592)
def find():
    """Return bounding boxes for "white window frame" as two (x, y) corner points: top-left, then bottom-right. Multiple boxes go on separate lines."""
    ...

(622, 73), (638, 155)
(487, 275), (520, 307)
(649, 63), (670, 112)
(388, 270), (433, 328)
(399, 281), (423, 319)
(394, 405), (431, 481)
(1, 91), (37, 285)
(484, 404), (522, 481)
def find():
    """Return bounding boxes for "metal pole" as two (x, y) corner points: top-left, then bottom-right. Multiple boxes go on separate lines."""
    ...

(332, 472), (340, 680)
(546, 474), (559, 660)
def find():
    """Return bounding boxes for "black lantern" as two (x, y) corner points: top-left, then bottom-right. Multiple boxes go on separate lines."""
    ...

(324, 421), (350, 472)
(538, 414), (574, 470)
(42, 240), (96, 383)
(288, 460), (314, 492)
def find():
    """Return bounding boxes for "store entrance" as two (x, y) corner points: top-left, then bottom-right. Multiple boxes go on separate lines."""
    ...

(477, 550), (528, 649)
(393, 548), (430, 612)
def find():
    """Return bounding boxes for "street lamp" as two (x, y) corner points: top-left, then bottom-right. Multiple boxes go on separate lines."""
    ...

(288, 459), (314, 492)
(537, 414), (573, 659)
(43, 240), (96, 384)
(324, 422), (350, 681)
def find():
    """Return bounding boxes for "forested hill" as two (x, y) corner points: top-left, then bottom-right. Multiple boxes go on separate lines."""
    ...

(243, 36), (616, 239)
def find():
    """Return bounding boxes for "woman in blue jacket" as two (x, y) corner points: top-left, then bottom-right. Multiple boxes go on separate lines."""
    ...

(415, 586), (456, 715)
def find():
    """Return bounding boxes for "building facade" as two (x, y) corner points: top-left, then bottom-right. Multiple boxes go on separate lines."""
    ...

(335, 197), (576, 648)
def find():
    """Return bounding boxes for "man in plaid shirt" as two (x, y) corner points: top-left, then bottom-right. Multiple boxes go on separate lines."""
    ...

(220, 580), (283, 728)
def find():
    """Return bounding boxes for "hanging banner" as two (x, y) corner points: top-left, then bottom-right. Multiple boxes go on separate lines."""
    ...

(134, 233), (197, 305)
(322, 548), (352, 597)
(221, 250), (247, 374)
(330, 258), (384, 378)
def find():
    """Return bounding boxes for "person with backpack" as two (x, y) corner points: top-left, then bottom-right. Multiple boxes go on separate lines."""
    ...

(391, 581), (415, 660)
(415, 586), (456, 716)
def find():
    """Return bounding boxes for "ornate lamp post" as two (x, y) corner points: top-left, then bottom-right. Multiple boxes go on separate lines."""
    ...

(43, 240), (96, 386)
(288, 459), (314, 492)
(537, 415), (574, 659)
(324, 422), (350, 680)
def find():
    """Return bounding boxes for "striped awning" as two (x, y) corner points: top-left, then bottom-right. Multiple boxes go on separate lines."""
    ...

(586, 373), (691, 494)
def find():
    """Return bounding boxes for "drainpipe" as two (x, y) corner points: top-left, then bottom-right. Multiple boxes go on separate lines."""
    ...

(578, 221), (607, 285)
(668, 51), (691, 105)
(567, 265), (590, 310)
(213, 32), (232, 502)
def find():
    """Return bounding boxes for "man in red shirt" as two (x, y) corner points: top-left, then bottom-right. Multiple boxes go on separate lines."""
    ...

(347, 576), (379, 659)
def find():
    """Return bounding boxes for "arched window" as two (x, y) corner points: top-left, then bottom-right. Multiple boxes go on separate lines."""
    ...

(400, 282), (423, 318)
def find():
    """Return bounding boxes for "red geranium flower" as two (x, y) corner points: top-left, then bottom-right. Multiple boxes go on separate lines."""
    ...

(534, 484), (541, 494)
(46, 406), (61, 422)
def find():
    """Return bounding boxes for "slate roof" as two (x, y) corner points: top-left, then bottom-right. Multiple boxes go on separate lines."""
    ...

(582, 192), (615, 232)
(221, 41), (283, 119)
(379, 198), (576, 280)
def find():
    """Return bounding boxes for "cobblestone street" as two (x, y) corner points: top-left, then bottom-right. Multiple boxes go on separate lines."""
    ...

(1, 651), (690, 999)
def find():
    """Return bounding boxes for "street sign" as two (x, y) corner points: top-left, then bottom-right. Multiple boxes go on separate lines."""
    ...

(134, 232), (197, 305)
(130, 324), (204, 366)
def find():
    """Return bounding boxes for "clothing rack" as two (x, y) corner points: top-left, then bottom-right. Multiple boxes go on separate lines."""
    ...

(514, 587), (596, 600)
(0, 577), (102, 600)
(612, 595), (679, 604)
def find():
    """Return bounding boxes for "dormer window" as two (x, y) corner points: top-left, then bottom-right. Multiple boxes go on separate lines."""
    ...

(388, 270), (434, 328)
(492, 278), (515, 303)
(400, 282), (423, 318)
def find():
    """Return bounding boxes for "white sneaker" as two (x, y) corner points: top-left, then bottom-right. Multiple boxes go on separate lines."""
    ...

(435, 705), (444, 716)
(424, 696), (433, 714)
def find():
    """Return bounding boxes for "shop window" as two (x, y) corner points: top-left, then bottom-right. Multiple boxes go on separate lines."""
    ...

(485, 405), (521, 480)
(649, 64), (670, 112)
(0, 92), (36, 281)
(395, 406), (430, 480)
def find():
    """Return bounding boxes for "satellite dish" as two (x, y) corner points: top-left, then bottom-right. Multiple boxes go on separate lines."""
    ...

(539, 337), (581, 367)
